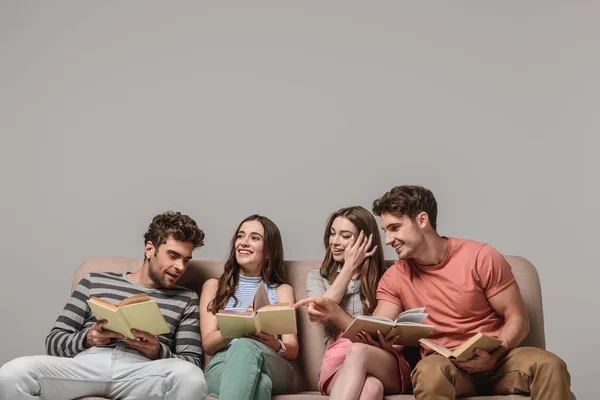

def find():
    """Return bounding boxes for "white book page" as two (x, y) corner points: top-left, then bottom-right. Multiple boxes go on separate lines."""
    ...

(395, 307), (428, 324)
(358, 315), (394, 323)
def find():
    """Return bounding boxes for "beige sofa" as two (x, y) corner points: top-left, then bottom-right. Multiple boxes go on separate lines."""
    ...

(72, 256), (572, 400)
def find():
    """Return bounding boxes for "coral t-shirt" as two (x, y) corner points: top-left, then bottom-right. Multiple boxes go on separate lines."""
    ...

(377, 237), (515, 357)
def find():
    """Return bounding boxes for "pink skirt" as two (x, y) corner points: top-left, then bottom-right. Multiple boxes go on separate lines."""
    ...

(317, 330), (412, 394)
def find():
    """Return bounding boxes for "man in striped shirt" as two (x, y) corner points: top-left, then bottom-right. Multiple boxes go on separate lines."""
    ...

(0, 211), (208, 399)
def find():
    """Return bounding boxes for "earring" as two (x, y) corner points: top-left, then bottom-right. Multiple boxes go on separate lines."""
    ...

(265, 258), (271, 275)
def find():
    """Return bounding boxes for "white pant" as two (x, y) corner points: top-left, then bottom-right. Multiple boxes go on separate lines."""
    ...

(0, 345), (207, 400)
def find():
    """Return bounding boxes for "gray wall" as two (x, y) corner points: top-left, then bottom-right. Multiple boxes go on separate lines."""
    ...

(1, 1), (597, 398)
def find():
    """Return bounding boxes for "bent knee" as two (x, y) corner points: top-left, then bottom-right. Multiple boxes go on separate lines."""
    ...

(362, 376), (384, 398)
(229, 338), (260, 352)
(165, 359), (203, 377)
(167, 361), (206, 393)
(0, 357), (36, 382)
(411, 355), (455, 381)
(535, 349), (570, 377)
(344, 342), (371, 363)
(517, 347), (569, 373)
(182, 374), (207, 394)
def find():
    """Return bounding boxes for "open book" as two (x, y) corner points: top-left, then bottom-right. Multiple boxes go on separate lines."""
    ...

(87, 294), (170, 340)
(419, 333), (503, 361)
(216, 284), (297, 338)
(342, 307), (435, 346)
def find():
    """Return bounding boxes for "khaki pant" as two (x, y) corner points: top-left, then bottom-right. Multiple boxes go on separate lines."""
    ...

(411, 347), (571, 400)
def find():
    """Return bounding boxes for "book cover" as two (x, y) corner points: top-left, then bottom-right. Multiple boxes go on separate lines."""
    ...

(419, 333), (503, 361)
(216, 284), (297, 338)
(87, 294), (170, 340)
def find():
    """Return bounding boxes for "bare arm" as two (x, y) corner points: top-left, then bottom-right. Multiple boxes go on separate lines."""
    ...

(199, 279), (232, 356)
(488, 281), (529, 356)
(321, 267), (354, 303)
(294, 296), (354, 331)
(457, 282), (529, 373)
(293, 296), (400, 333)
(305, 269), (347, 333)
(371, 299), (404, 318)
(276, 284), (299, 360)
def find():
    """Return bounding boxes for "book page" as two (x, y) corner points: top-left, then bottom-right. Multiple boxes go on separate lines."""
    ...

(217, 310), (256, 317)
(419, 338), (452, 357)
(341, 316), (396, 342)
(386, 323), (435, 346)
(216, 313), (257, 338)
(452, 333), (502, 361)
(87, 300), (132, 339)
(395, 307), (428, 324)
(119, 301), (170, 337)
(118, 293), (152, 307)
(397, 307), (425, 315)
(359, 315), (394, 323)
(88, 297), (118, 311)
(256, 307), (297, 335)
(258, 303), (290, 310)
(253, 283), (271, 310)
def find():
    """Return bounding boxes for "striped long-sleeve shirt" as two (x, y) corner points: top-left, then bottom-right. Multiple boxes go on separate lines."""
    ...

(45, 272), (203, 367)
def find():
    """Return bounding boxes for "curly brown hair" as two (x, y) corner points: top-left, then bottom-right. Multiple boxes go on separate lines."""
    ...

(143, 211), (205, 259)
(372, 185), (438, 231)
(208, 215), (287, 314)
(320, 206), (384, 315)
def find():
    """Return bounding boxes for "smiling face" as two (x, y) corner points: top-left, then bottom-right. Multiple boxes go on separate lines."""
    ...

(234, 219), (265, 274)
(328, 216), (360, 262)
(146, 237), (193, 289)
(380, 212), (425, 260)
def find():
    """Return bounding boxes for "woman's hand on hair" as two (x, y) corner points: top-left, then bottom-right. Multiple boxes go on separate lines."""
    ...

(343, 230), (377, 272)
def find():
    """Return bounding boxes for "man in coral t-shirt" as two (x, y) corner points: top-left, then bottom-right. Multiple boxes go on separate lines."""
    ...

(296, 185), (571, 400)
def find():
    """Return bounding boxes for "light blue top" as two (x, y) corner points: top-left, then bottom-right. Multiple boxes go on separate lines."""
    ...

(221, 275), (280, 349)
(225, 274), (279, 310)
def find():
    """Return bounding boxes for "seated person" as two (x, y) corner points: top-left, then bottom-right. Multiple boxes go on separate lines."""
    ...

(0, 211), (208, 400)
(306, 206), (412, 400)
(200, 214), (298, 400)
(297, 185), (571, 400)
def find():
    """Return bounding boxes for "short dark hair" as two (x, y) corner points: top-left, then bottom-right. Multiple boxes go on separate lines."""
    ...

(143, 211), (205, 258)
(372, 185), (438, 231)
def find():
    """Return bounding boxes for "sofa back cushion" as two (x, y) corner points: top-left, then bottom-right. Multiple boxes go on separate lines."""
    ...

(72, 255), (544, 392)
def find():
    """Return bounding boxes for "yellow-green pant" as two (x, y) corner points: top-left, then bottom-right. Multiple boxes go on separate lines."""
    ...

(205, 338), (294, 400)
(411, 347), (571, 400)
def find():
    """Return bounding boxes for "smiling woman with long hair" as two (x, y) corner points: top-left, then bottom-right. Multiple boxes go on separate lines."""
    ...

(306, 206), (411, 399)
(199, 215), (298, 400)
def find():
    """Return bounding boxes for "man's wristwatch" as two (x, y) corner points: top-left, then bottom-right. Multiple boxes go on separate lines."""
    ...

(276, 338), (286, 356)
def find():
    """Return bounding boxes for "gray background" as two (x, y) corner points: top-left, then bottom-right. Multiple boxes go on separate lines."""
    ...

(1, 1), (597, 398)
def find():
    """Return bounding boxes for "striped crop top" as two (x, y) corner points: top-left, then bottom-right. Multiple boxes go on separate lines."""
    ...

(225, 274), (279, 310)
